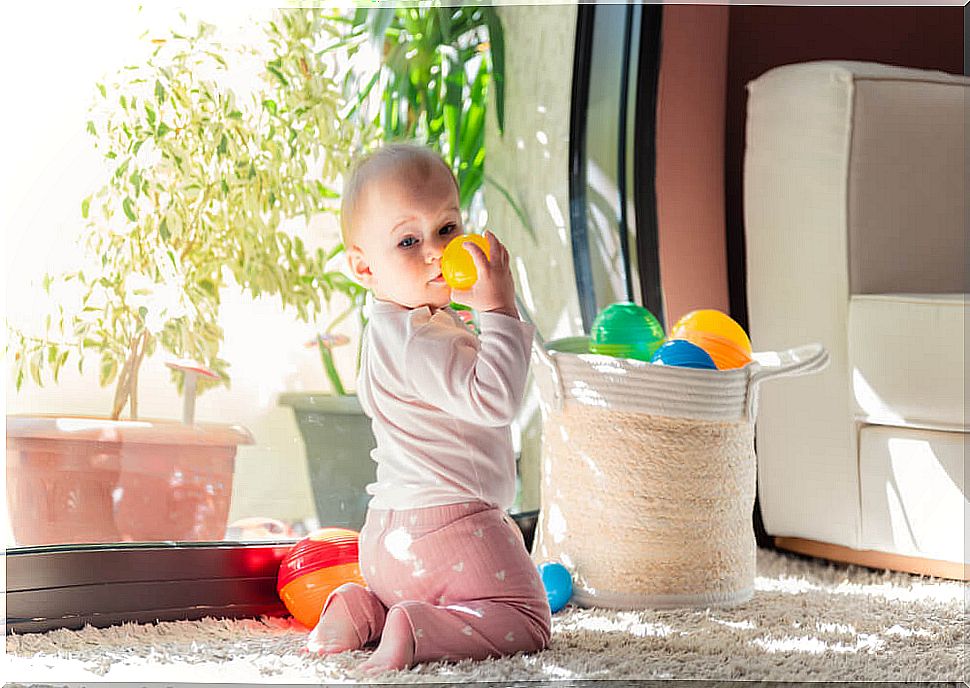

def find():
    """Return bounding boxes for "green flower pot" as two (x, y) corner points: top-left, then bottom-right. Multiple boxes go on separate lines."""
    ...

(278, 393), (376, 531)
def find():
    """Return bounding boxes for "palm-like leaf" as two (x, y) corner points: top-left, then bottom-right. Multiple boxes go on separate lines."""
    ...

(346, 4), (508, 217)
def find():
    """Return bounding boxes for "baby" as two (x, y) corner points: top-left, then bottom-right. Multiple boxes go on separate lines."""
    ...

(306, 143), (551, 674)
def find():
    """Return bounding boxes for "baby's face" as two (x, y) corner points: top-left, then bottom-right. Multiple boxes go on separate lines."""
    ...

(348, 161), (462, 310)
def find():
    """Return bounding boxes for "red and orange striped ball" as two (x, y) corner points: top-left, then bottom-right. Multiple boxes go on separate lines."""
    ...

(276, 527), (367, 628)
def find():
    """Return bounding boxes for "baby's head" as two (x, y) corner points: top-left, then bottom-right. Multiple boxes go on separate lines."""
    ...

(341, 143), (462, 310)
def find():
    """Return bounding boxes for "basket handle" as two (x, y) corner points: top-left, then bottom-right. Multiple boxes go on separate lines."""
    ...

(745, 343), (829, 420)
(750, 342), (830, 383)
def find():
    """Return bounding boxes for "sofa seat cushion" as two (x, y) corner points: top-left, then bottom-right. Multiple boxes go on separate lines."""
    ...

(849, 293), (966, 431)
(859, 424), (966, 563)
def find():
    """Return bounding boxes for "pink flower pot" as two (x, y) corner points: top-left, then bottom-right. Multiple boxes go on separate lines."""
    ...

(6, 415), (254, 546)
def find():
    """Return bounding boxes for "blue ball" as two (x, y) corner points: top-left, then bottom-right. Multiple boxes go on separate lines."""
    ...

(537, 562), (573, 613)
(650, 339), (717, 369)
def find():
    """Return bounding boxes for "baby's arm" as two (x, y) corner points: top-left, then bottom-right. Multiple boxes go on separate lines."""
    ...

(403, 309), (534, 427)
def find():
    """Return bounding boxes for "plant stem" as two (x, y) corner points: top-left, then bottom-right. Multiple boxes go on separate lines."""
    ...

(111, 346), (134, 420)
(356, 309), (365, 375)
(129, 331), (149, 420)
(110, 330), (149, 420)
(326, 303), (355, 332)
(317, 334), (346, 396)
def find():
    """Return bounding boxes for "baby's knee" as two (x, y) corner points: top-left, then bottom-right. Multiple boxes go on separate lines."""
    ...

(335, 581), (368, 593)
(324, 582), (381, 620)
(329, 581), (369, 604)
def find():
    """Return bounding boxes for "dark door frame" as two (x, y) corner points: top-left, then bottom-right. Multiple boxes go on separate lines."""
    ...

(568, 2), (665, 330)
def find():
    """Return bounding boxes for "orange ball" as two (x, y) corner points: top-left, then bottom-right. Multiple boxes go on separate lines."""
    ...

(442, 234), (491, 290)
(276, 527), (367, 629)
(670, 309), (752, 356)
(669, 309), (752, 370)
(675, 330), (752, 370)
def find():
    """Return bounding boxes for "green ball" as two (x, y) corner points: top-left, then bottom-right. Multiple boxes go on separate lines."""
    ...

(589, 302), (665, 362)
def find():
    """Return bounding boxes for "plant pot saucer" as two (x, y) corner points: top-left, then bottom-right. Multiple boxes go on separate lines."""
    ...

(6, 414), (254, 446)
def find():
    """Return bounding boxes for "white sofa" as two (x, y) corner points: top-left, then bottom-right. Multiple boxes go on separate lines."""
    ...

(743, 61), (968, 578)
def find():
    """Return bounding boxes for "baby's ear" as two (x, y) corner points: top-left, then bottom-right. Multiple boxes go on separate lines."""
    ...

(346, 245), (373, 287)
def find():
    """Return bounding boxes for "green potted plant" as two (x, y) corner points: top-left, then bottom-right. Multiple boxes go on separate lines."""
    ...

(277, 4), (512, 530)
(5, 10), (366, 545)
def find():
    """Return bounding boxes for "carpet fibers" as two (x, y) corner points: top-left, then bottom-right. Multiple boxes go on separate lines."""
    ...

(5, 548), (966, 683)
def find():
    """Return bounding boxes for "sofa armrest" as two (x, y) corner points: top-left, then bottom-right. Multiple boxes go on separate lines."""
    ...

(742, 60), (969, 549)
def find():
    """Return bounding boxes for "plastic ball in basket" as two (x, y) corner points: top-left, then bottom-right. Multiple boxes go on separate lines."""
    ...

(670, 309), (752, 370)
(277, 527), (367, 628)
(589, 302), (665, 362)
(650, 339), (717, 369)
(537, 561), (573, 613)
(442, 234), (491, 290)
(676, 331), (752, 370)
(670, 309), (752, 353)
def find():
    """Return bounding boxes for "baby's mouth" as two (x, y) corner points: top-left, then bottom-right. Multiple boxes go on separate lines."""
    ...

(429, 272), (446, 284)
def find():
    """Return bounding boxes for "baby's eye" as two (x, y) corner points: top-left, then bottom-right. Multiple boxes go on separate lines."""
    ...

(399, 236), (417, 249)
(439, 223), (457, 236)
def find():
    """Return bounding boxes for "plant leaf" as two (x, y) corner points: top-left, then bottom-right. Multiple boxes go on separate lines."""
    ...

(485, 172), (536, 243)
(436, 6), (454, 43)
(122, 197), (137, 222)
(459, 60), (488, 168)
(442, 48), (462, 168)
(366, 7), (396, 54)
(267, 64), (289, 86)
(345, 69), (380, 121)
(483, 8), (506, 135)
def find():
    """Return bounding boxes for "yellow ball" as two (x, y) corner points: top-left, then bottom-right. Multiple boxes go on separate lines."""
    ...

(442, 234), (491, 290)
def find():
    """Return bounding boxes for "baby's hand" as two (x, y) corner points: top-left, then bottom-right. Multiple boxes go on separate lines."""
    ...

(450, 230), (518, 319)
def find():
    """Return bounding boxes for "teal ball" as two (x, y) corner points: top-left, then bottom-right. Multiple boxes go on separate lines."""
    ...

(538, 562), (573, 613)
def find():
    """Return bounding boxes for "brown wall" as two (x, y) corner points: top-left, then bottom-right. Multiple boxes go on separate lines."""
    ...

(722, 5), (965, 330)
(655, 5), (731, 327)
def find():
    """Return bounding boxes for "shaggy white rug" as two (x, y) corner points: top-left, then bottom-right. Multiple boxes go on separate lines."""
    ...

(5, 548), (966, 683)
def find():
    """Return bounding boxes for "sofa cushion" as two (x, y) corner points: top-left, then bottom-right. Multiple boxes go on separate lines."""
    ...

(845, 69), (969, 295)
(849, 293), (965, 432)
(859, 424), (966, 563)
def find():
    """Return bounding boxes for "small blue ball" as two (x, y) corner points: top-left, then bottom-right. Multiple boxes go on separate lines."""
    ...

(537, 562), (573, 613)
(650, 339), (717, 369)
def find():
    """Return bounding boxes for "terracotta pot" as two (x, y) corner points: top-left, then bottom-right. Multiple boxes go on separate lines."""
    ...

(6, 415), (254, 546)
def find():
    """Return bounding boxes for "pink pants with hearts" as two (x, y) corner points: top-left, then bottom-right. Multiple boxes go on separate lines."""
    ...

(320, 500), (551, 664)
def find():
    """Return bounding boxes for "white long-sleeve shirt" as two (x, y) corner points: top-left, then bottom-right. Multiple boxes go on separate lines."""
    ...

(356, 298), (536, 511)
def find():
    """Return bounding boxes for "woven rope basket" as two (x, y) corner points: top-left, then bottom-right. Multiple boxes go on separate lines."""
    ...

(530, 336), (828, 609)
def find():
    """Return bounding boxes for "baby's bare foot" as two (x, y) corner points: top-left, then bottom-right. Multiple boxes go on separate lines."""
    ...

(358, 608), (415, 675)
(306, 601), (361, 655)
